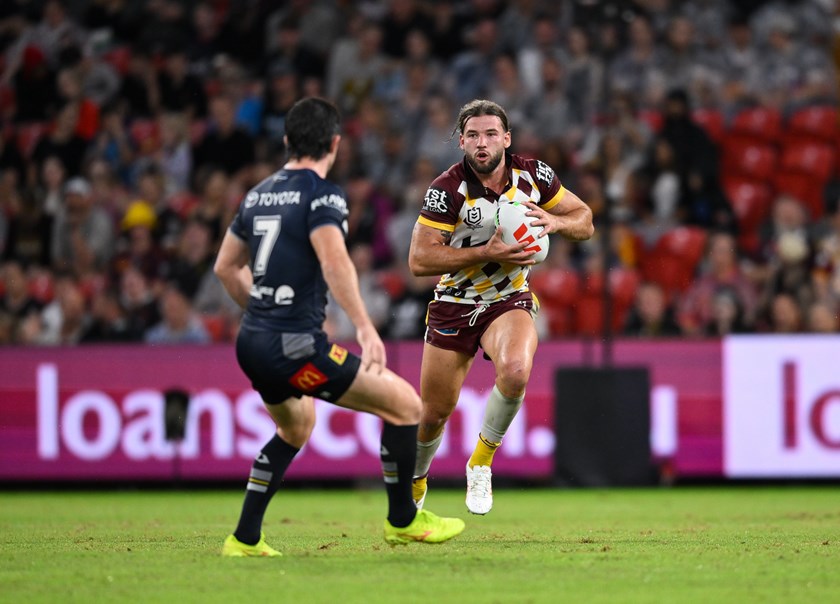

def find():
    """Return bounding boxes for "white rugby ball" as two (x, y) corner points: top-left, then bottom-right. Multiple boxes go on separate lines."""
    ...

(495, 201), (549, 263)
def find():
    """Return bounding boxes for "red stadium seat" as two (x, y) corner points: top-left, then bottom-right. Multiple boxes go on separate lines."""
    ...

(15, 121), (50, 158)
(720, 137), (778, 181)
(572, 296), (628, 337)
(652, 226), (708, 271)
(778, 141), (836, 183)
(638, 109), (663, 133)
(692, 108), (725, 144)
(202, 314), (228, 342)
(609, 268), (640, 309)
(728, 106), (782, 144)
(772, 171), (825, 219)
(376, 270), (406, 299)
(529, 268), (580, 308)
(785, 105), (838, 144)
(722, 177), (773, 235)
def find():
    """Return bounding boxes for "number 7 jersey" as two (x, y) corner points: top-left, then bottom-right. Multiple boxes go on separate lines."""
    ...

(229, 168), (349, 332)
(417, 153), (567, 304)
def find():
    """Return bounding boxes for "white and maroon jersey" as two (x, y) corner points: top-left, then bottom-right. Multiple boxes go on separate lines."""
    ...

(417, 153), (567, 304)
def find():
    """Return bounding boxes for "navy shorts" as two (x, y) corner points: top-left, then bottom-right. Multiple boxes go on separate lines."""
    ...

(236, 326), (361, 404)
(424, 290), (538, 357)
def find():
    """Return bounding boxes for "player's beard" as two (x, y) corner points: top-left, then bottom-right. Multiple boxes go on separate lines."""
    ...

(466, 148), (504, 175)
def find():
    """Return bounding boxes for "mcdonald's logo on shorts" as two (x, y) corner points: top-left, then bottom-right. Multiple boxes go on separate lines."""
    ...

(289, 363), (328, 392)
(328, 344), (348, 365)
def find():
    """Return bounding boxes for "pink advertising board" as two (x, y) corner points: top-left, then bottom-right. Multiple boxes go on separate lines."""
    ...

(0, 340), (724, 482)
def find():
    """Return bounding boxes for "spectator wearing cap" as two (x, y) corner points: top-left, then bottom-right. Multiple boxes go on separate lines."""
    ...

(51, 177), (114, 275)
(111, 199), (165, 283)
(144, 281), (210, 345)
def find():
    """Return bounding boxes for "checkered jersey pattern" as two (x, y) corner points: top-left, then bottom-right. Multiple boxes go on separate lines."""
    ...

(417, 153), (566, 304)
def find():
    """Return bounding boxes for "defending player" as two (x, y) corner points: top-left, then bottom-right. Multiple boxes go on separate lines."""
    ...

(215, 97), (464, 556)
(409, 99), (594, 514)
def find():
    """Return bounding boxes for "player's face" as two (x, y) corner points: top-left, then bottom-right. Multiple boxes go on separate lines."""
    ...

(460, 115), (511, 175)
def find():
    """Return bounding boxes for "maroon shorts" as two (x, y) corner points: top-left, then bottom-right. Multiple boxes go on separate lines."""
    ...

(424, 291), (537, 357)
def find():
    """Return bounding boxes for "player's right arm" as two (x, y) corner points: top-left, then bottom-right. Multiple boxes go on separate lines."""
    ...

(214, 229), (253, 309)
(310, 224), (386, 374)
(408, 222), (536, 277)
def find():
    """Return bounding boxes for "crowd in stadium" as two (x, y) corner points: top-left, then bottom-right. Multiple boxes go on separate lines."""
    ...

(0, 0), (839, 346)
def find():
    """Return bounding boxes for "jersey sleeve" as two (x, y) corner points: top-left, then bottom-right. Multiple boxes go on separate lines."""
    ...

(307, 182), (349, 234)
(228, 200), (248, 241)
(417, 175), (459, 233)
(529, 159), (566, 212)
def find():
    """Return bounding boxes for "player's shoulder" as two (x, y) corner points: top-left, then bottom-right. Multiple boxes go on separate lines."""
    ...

(429, 161), (465, 192)
(510, 153), (557, 187)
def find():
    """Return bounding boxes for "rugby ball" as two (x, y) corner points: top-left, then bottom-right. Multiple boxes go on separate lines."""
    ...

(495, 201), (549, 263)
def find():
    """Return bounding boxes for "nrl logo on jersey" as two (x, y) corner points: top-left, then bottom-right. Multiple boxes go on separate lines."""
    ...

(463, 206), (483, 229)
(423, 188), (448, 213)
(534, 160), (555, 185)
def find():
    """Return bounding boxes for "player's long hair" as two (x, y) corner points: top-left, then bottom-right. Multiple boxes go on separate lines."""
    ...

(452, 99), (510, 138)
(285, 97), (341, 160)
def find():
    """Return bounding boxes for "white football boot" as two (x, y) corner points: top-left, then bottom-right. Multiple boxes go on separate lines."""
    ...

(465, 464), (493, 515)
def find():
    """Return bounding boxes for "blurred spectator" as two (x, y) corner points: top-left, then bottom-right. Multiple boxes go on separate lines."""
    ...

(144, 281), (210, 345)
(515, 14), (567, 98)
(261, 63), (300, 157)
(192, 95), (256, 186)
(416, 95), (463, 175)
(384, 270), (437, 340)
(325, 243), (390, 341)
(379, 0), (434, 59)
(159, 218), (215, 300)
(813, 204), (840, 306)
(30, 102), (89, 181)
(623, 281), (682, 337)
(704, 286), (752, 336)
(326, 19), (387, 113)
(267, 0), (343, 60)
(766, 292), (804, 333)
(90, 102), (136, 182)
(157, 43), (207, 119)
(678, 231), (759, 335)
(111, 199), (165, 282)
(55, 66), (100, 141)
(607, 13), (662, 103)
(51, 177), (114, 275)
(447, 17), (499, 104)
(806, 301), (839, 333)
(564, 25), (604, 129)
(117, 46), (159, 119)
(19, 273), (90, 345)
(81, 287), (143, 343)
(154, 111), (192, 195)
(190, 167), (233, 246)
(344, 171), (395, 268)
(0, 259), (42, 339)
(264, 15), (325, 84)
(119, 265), (161, 335)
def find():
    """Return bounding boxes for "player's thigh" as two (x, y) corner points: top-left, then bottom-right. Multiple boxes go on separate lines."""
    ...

(419, 342), (474, 418)
(480, 309), (538, 373)
(263, 395), (316, 448)
(335, 366), (421, 426)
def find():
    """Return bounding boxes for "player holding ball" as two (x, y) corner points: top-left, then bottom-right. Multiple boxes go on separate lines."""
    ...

(408, 99), (594, 515)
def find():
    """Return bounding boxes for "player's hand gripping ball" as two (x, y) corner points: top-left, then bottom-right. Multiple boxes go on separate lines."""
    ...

(495, 201), (549, 263)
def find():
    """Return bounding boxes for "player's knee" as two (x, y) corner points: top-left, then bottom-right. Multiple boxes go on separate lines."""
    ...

(278, 411), (315, 448)
(496, 358), (531, 395)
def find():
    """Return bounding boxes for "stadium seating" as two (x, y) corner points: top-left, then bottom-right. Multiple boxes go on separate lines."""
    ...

(784, 105), (838, 144)
(720, 137), (778, 181)
(771, 171), (826, 219)
(778, 141), (836, 183)
(692, 108), (725, 144)
(728, 106), (783, 144)
(721, 177), (774, 255)
(530, 268), (580, 337)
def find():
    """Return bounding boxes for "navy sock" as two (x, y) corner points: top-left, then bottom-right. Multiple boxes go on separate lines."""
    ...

(381, 423), (419, 528)
(233, 434), (299, 545)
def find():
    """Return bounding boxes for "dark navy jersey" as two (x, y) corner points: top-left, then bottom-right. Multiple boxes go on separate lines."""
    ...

(229, 168), (348, 332)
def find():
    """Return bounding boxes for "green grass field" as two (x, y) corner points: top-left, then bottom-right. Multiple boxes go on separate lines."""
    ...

(1, 486), (838, 603)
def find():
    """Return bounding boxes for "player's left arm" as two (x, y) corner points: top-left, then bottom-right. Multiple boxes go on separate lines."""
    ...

(522, 189), (594, 242)
(214, 230), (253, 309)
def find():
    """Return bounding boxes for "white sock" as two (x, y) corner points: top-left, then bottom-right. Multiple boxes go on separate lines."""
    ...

(481, 385), (525, 443)
(413, 432), (444, 478)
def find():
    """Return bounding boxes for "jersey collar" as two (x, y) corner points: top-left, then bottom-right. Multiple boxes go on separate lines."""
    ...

(463, 152), (513, 200)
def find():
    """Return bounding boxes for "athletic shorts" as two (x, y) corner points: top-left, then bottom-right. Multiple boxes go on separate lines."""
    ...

(424, 290), (538, 357)
(236, 326), (361, 404)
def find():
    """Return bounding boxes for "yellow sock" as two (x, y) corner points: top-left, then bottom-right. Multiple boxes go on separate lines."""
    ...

(468, 434), (500, 468)
(412, 475), (428, 502)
